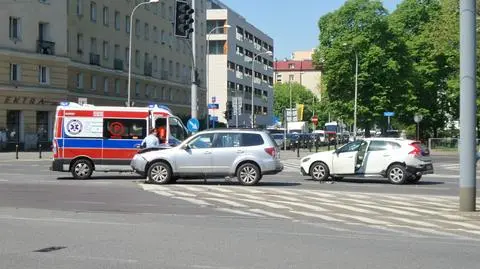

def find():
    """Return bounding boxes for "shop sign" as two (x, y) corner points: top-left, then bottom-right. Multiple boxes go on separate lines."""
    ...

(3, 96), (58, 106)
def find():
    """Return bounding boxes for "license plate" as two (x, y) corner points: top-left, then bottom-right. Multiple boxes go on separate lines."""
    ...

(426, 164), (433, 170)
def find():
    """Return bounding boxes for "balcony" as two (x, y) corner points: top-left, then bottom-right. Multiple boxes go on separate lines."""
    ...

(36, 40), (55, 55)
(254, 77), (261, 84)
(236, 71), (244, 79)
(89, 53), (100, 66)
(144, 63), (153, 77)
(114, 59), (123, 70)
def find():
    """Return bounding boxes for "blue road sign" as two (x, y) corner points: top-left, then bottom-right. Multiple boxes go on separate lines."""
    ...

(208, 103), (219, 109)
(187, 118), (200, 132)
(384, 112), (395, 117)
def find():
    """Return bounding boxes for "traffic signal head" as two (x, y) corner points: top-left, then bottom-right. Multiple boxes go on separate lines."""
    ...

(175, 0), (195, 38)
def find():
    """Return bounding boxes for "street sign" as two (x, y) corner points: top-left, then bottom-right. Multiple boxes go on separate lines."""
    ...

(187, 118), (200, 133)
(208, 103), (219, 109)
(384, 112), (395, 117)
(232, 97), (242, 116)
(311, 116), (318, 125)
(414, 114), (423, 123)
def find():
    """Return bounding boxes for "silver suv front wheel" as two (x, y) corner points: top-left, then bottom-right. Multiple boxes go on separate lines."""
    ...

(387, 164), (407, 184)
(147, 162), (172, 184)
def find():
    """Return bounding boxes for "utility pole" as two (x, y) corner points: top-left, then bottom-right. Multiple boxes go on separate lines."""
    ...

(459, 0), (477, 211)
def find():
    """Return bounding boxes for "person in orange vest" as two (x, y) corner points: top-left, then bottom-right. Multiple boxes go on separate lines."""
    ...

(157, 126), (166, 144)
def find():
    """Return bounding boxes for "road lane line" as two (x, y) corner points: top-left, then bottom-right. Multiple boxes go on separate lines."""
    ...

(249, 208), (292, 219)
(237, 198), (292, 209)
(204, 198), (248, 208)
(173, 196), (212, 206)
(290, 211), (342, 222)
(334, 213), (392, 225)
(215, 208), (262, 217)
(273, 200), (329, 212)
(385, 217), (441, 228)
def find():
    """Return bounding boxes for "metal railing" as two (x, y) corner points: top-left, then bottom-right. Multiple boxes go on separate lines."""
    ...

(36, 40), (55, 55)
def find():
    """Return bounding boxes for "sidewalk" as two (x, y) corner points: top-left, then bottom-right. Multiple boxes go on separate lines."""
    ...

(0, 151), (52, 161)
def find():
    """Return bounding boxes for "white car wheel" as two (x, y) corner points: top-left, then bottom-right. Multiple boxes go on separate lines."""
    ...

(387, 164), (407, 184)
(310, 162), (330, 181)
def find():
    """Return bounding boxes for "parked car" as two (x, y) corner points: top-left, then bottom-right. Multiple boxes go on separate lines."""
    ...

(271, 133), (290, 149)
(131, 129), (284, 186)
(300, 138), (433, 184)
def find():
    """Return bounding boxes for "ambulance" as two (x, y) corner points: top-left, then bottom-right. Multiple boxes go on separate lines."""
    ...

(50, 102), (189, 179)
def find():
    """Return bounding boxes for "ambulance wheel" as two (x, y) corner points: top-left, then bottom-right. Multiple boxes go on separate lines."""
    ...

(71, 159), (93, 179)
(147, 162), (172, 184)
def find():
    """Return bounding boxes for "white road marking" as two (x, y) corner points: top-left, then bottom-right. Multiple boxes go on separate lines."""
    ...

(325, 203), (378, 214)
(274, 200), (329, 212)
(0, 179), (7, 182)
(64, 201), (106, 205)
(268, 189), (299, 196)
(203, 192), (231, 198)
(267, 195), (302, 202)
(178, 185), (208, 192)
(215, 208), (262, 217)
(141, 184), (170, 191)
(353, 204), (420, 217)
(174, 197), (212, 206)
(204, 198), (248, 208)
(249, 208), (292, 219)
(298, 190), (337, 197)
(237, 198), (292, 209)
(393, 225), (466, 239)
(334, 213), (392, 225)
(290, 211), (342, 222)
(388, 205), (441, 215)
(151, 190), (175, 197)
(433, 219), (480, 229)
(385, 217), (441, 228)
(234, 193), (266, 200)
(229, 186), (265, 194)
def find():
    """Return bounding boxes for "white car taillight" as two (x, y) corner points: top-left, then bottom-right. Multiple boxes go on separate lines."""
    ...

(408, 143), (422, 157)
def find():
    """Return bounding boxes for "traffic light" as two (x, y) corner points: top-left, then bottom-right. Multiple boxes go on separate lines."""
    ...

(174, 0), (194, 38)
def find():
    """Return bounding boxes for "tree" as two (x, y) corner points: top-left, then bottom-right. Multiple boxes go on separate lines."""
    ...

(273, 82), (324, 125)
(313, 0), (411, 136)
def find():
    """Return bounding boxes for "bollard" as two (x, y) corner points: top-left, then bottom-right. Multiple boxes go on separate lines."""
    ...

(315, 139), (319, 152)
(39, 144), (42, 159)
(327, 141), (330, 151)
(296, 141), (300, 158)
(15, 144), (19, 159)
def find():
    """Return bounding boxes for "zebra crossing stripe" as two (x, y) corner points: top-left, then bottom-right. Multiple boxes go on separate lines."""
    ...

(385, 217), (441, 228)
(174, 197), (212, 206)
(334, 213), (392, 225)
(273, 200), (329, 212)
(249, 208), (292, 219)
(237, 198), (292, 209)
(168, 190), (197, 197)
(352, 204), (420, 217)
(290, 211), (342, 222)
(216, 208), (263, 217)
(433, 219), (480, 229)
(203, 198), (248, 208)
(152, 190), (175, 197)
(267, 195), (302, 202)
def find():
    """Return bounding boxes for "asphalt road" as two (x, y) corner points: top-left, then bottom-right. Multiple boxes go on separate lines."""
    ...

(0, 152), (479, 269)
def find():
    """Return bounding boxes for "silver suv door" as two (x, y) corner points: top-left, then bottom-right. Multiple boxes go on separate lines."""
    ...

(210, 132), (243, 175)
(174, 133), (214, 176)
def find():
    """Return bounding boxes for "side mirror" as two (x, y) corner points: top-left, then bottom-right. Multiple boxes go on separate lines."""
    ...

(181, 144), (190, 150)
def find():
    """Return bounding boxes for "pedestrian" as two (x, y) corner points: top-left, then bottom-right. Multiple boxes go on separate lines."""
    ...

(141, 128), (160, 148)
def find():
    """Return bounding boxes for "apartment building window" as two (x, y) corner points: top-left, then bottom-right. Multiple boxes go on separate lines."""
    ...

(145, 84), (150, 97)
(76, 0), (83, 16)
(103, 77), (109, 93)
(135, 82), (140, 97)
(125, 15), (130, 33)
(76, 33), (84, 53)
(236, 45), (244, 56)
(102, 41), (108, 59)
(175, 62), (180, 79)
(114, 11), (120, 30)
(160, 2), (165, 18)
(168, 6), (173, 21)
(90, 37), (97, 53)
(227, 61), (235, 71)
(90, 2), (97, 22)
(168, 60), (173, 77)
(38, 65), (49, 85)
(289, 74), (294, 81)
(10, 64), (20, 82)
(288, 63), (295, 69)
(153, 56), (158, 72)
(115, 79), (121, 94)
(153, 26), (158, 43)
(236, 26), (244, 40)
(161, 57), (165, 73)
(144, 23), (149, 40)
(135, 19), (140, 37)
(125, 47), (129, 67)
(102, 6), (109, 26)
(114, 44), (120, 59)
(90, 75), (97, 90)
(135, 50), (140, 67)
(160, 30), (165, 44)
(76, 73), (84, 89)
(9, 17), (21, 41)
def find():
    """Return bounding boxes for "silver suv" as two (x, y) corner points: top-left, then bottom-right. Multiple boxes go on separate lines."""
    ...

(130, 129), (283, 185)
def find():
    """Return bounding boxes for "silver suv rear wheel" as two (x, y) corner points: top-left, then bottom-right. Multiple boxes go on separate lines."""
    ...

(387, 164), (407, 184)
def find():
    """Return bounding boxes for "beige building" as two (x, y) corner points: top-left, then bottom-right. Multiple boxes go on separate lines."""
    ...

(0, 0), (207, 150)
(206, 0), (274, 127)
(274, 50), (323, 101)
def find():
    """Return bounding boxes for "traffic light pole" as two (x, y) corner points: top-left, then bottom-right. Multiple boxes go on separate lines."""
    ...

(190, 0), (198, 120)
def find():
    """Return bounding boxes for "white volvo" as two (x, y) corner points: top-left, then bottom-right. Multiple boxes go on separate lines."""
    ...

(300, 138), (433, 184)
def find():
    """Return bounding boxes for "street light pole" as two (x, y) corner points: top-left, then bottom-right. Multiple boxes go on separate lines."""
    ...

(251, 50), (272, 128)
(206, 24), (231, 129)
(127, 0), (159, 107)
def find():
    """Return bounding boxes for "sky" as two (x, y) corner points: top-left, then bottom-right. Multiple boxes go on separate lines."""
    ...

(219, 0), (404, 60)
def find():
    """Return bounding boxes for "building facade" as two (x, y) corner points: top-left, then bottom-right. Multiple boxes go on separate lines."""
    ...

(0, 0), (207, 150)
(274, 50), (323, 100)
(206, 0), (274, 127)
